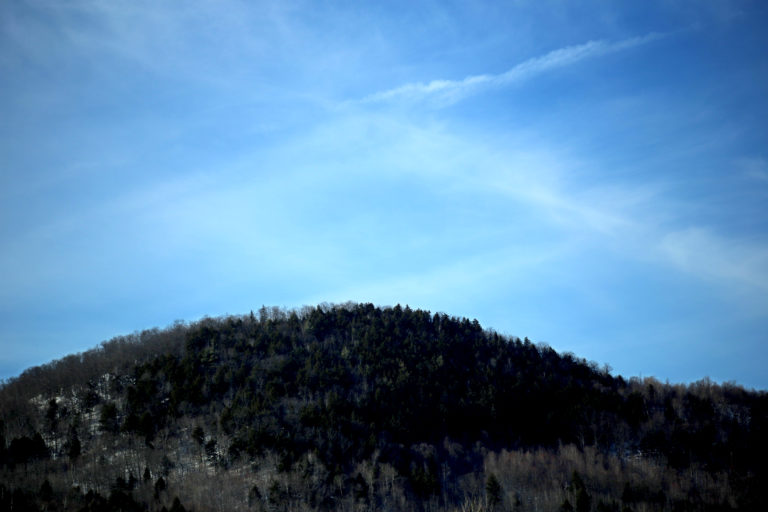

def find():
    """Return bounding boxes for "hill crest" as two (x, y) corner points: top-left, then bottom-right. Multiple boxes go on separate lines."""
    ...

(1, 302), (766, 511)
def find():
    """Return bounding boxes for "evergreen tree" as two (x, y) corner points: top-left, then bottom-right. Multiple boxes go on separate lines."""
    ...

(486, 473), (502, 508)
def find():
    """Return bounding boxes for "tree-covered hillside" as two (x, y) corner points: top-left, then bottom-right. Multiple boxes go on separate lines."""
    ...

(1, 303), (766, 511)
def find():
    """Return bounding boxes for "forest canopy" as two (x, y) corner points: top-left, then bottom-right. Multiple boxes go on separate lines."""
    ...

(1, 303), (766, 511)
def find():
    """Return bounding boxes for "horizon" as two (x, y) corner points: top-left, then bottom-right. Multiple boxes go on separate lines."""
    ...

(1, 1), (767, 390)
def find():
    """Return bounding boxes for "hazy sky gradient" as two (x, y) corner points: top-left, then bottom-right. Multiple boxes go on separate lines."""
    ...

(2, 0), (767, 388)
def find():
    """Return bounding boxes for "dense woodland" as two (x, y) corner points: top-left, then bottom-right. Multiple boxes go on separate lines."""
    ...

(1, 303), (766, 511)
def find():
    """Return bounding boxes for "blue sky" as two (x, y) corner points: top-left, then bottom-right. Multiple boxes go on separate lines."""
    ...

(1, 0), (767, 389)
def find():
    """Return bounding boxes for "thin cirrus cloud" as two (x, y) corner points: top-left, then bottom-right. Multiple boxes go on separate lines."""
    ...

(259, 111), (768, 308)
(739, 157), (768, 184)
(659, 228), (768, 295)
(362, 33), (663, 106)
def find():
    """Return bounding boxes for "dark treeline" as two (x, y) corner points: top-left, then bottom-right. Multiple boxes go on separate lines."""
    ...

(1, 303), (766, 511)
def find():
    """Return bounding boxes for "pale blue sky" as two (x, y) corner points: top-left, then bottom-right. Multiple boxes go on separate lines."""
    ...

(1, 1), (767, 388)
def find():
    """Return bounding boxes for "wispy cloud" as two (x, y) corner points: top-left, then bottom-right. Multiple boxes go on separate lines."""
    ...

(659, 228), (768, 293)
(248, 112), (768, 304)
(363, 33), (662, 106)
(739, 157), (768, 184)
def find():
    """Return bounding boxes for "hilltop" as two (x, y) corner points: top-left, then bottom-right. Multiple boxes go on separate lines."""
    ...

(1, 303), (766, 511)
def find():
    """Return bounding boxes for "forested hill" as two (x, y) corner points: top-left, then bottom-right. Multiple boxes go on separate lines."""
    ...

(1, 303), (767, 511)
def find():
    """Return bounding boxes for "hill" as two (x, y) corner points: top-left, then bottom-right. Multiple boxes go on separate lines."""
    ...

(1, 303), (766, 511)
